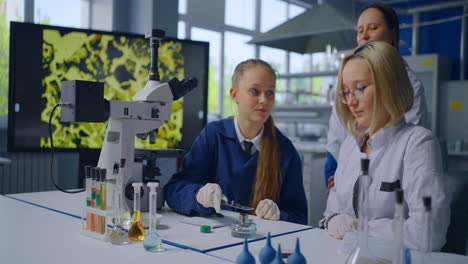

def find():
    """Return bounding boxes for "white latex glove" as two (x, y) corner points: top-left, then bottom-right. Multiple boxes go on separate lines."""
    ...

(326, 214), (357, 240)
(255, 199), (280, 221)
(196, 183), (227, 213)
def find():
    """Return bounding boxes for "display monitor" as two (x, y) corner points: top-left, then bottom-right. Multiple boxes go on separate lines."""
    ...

(8, 22), (208, 152)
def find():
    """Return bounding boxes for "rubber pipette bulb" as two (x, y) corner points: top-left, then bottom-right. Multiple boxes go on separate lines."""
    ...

(259, 232), (275, 264)
(271, 244), (285, 264)
(236, 238), (255, 264)
(287, 238), (306, 264)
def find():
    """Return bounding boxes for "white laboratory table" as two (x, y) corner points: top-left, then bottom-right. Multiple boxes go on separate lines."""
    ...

(4, 191), (468, 263)
(0, 195), (230, 264)
(209, 228), (468, 264)
(6, 191), (311, 252)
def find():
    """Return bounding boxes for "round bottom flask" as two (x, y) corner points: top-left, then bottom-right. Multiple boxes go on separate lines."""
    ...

(231, 213), (256, 238)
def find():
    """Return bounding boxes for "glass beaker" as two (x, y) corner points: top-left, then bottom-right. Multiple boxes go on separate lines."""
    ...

(231, 213), (256, 239)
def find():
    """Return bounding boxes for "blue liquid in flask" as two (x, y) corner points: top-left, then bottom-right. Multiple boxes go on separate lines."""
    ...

(143, 229), (165, 252)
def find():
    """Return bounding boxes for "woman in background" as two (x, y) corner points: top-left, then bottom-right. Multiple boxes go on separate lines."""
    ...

(325, 2), (428, 191)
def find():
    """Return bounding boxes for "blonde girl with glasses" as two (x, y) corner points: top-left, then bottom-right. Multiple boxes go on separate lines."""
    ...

(321, 41), (449, 251)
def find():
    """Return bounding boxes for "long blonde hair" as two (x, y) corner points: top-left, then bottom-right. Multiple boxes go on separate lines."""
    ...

(231, 59), (281, 209)
(336, 41), (414, 137)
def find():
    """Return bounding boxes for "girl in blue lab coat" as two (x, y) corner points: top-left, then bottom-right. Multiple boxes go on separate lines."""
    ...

(164, 59), (308, 224)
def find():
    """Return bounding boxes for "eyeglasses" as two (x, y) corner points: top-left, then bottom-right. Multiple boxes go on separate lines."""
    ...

(339, 87), (367, 104)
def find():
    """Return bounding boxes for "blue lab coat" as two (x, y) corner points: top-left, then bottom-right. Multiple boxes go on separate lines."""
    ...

(164, 117), (308, 225)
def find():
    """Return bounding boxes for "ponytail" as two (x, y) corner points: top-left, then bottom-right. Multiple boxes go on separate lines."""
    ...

(251, 116), (281, 209)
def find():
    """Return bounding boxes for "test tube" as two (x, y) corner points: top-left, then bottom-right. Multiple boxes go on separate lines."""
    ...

(91, 168), (97, 208)
(85, 166), (92, 231)
(99, 169), (107, 210)
(90, 168), (97, 232)
(94, 168), (102, 233)
(84, 166), (92, 207)
(99, 169), (107, 235)
(95, 169), (101, 209)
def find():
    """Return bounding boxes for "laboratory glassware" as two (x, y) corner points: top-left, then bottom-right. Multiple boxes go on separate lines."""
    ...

(85, 166), (92, 231)
(231, 213), (257, 238)
(95, 170), (102, 209)
(344, 158), (378, 264)
(99, 169), (107, 210)
(421, 196), (432, 264)
(94, 170), (103, 233)
(128, 182), (145, 241)
(85, 166), (92, 207)
(143, 182), (165, 252)
(392, 189), (405, 264)
(91, 168), (97, 208)
(110, 185), (129, 245)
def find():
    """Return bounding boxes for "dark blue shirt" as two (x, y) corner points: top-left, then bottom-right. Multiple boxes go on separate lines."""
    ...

(164, 117), (308, 225)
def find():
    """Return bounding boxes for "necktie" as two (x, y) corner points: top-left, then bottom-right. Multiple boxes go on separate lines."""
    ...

(242, 141), (253, 156)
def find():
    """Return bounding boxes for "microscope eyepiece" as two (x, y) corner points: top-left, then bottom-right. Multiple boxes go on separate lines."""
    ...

(169, 77), (198, 101)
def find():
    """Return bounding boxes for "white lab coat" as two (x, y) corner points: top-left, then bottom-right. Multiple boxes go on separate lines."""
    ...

(326, 63), (429, 159)
(324, 119), (450, 251)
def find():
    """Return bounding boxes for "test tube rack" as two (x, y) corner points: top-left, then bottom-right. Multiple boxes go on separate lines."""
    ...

(81, 207), (119, 242)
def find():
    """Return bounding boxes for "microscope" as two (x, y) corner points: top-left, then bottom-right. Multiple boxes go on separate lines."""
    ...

(61, 29), (197, 212)
(98, 29), (197, 212)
